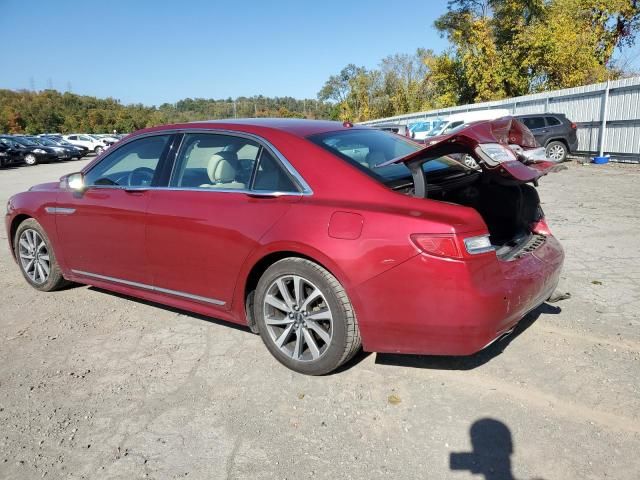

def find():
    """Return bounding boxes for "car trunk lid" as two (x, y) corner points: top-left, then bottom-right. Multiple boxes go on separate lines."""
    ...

(376, 117), (563, 194)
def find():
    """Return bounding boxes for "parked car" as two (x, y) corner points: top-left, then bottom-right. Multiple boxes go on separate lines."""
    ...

(409, 121), (436, 141)
(0, 141), (23, 167)
(5, 118), (564, 375)
(373, 123), (411, 137)
(425, 109), (511, 139)
(514, 113), (578, 162)
(25, 136), (76, 161)
(62, 134), (109, 155)
(40, 135), (89, 159)
(0, 135), (60, 165)
(90, 134), (119, 146)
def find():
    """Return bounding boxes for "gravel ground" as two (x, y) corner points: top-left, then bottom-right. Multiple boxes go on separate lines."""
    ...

(0, 158), (639, 480)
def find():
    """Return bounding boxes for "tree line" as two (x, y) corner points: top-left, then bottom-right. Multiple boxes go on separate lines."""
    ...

(319, 0), (640, 121)
(0, 89), (334, 134)
(2, 0), (638, 133)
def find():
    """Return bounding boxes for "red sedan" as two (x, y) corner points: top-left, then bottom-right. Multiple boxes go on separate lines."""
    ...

(5, 118), (564, 375)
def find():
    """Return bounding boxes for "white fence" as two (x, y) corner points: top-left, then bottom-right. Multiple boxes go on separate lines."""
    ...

(360, 76), (640, 161)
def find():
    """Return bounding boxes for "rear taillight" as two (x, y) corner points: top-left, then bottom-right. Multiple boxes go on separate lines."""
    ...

(411, 234), (461, 258)
(570, 122), (577, 130)
(531, 218), (552, 235)
(410, 233), (494, 258)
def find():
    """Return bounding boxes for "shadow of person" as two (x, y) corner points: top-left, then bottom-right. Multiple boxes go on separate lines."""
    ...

(450, 418), (546, 480)
(450, 418), (516, 480)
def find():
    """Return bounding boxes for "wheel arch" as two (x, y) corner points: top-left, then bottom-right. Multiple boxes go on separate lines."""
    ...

(544, 137), (569, 149)
(237, 247), (356, 333)
(8, 214), (32, 257)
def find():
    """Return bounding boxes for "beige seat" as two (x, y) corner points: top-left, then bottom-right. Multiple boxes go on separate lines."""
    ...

(200, 152), (245, 189)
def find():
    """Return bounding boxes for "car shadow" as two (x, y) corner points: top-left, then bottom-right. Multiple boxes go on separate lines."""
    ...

(375, 303), (561, 371)
(86, 285), (374, 372)
(83, 286), (558, 374)
(450, 418), (547, 480)
(86, 286), (252, 334)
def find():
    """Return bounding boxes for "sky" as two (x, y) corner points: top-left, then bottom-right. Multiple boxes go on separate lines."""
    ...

(0, 0), (451, 106)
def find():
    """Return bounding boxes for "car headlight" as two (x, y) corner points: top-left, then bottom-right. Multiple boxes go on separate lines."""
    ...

(33, 148), (46, 154)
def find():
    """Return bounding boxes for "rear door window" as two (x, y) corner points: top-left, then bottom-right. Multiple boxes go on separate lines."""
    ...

(545, 116), (562, 126)
(522, 117), (545, 130)
(170, 133), (259, 190)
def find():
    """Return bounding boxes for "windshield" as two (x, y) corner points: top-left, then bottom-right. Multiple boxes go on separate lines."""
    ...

(308, 129), (461, 184)
(13, 137), (38, 147)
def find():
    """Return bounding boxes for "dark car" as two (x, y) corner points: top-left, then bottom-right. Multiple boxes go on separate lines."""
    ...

(40, 135), (88, 158)
(0, 136), (60, 166)
(31, 136), (87, 160)
(0, 141), (23, 167)
(6, 118), (564, 375)
(25, 136), (76, 161)
(514, 113), (578, 162)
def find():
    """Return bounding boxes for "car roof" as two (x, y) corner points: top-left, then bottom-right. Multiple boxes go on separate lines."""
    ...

(515, 113), (565, 118)
(135, 118), (367, 138)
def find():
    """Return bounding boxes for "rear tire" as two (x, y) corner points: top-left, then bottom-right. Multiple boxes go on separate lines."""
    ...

(14, 218), (69, 292)
(545, 141), (567, 162)
(254, 258), (361, 375)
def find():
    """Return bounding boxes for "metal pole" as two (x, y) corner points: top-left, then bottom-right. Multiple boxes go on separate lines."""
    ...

(598, 80), (610, 157)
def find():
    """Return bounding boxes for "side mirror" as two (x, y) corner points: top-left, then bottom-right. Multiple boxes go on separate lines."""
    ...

(65, 172), (86, 192)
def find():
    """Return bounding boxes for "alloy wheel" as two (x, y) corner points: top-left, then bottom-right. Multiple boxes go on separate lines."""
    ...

(24, 153), (37, 166)
(547, 144), (565, 161)
(18, 229), (50, 284)
(263, 275), (333, 362)
(463, 154), (479, 169)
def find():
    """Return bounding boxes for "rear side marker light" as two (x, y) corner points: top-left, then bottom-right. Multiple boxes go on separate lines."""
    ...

(463, 235), (495, 255)
(411, 234), (461, 259)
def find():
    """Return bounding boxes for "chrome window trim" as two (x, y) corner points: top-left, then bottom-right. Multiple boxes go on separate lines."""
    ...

(83, 128), (313, 196)
(71, 269), (226, 306)
(80, 184), (304, 197)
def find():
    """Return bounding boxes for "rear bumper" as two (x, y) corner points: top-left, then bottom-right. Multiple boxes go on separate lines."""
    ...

(353, 234), (564, 355)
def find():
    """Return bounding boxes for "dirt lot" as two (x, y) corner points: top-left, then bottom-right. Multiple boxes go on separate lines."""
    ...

(0, 158), (639, 480)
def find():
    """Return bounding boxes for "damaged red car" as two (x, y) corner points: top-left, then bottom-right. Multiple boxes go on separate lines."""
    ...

(5, 117), (564, 375)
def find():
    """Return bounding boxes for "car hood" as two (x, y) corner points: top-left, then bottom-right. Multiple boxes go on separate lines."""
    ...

(378, 117), (563, 183)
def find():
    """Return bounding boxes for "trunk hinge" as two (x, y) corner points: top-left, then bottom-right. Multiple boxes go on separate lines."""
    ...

(408, 160), (427, 198)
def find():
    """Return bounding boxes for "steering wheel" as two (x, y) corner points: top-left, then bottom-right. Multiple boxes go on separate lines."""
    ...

(127, 167), (155, 187)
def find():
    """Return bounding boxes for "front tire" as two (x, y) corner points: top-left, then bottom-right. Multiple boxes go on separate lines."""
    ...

(14, 219), (69, 291)
(546, 141), (567, 162)
(24, 153), (38, 166)
(254, 258), (361, 375)
(94, 146), (104, 155)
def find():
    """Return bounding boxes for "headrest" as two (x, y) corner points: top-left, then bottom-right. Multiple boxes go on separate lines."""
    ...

(213, 159), (237, 183)
(207, 151), (238, 183)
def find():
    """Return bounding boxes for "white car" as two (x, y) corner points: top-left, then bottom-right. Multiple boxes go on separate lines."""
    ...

(426, 109), (511, 138)
(63, 134), (109, 155)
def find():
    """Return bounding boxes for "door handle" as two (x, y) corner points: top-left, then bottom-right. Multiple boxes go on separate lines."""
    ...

(123, 187), (148, 194)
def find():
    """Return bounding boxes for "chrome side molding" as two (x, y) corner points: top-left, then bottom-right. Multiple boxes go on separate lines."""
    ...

(71, 269), (226, 306)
